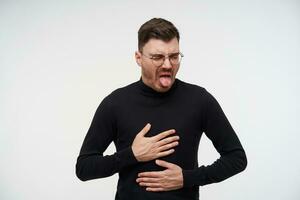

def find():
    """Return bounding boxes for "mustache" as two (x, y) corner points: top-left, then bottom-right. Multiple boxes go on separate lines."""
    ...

(159, 70), (172, 74)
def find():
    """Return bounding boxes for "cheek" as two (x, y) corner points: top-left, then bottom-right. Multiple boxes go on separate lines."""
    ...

(142, 63), (157, 76)
(174, 65), (180, 74)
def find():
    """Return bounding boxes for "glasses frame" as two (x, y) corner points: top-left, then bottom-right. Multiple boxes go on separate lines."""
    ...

(141, 51), (184, 67)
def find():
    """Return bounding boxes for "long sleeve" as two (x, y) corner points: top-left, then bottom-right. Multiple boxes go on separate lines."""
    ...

(76, 79), (247, 199)
(182, 90), (247, 187)
(76, 96), (138, 181)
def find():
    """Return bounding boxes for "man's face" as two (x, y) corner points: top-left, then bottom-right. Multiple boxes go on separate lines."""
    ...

(135, 38), (180, 93)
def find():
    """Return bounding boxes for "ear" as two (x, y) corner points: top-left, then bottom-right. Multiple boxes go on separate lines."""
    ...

(135, 51), (142, 66)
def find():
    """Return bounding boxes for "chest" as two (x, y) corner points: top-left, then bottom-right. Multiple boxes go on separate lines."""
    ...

(114, 98), (204, 150)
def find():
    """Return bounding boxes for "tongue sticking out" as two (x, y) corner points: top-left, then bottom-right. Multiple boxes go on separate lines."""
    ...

(159, 76), (172, 87)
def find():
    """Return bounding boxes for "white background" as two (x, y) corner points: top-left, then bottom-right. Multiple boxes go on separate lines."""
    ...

(1, 1), (299, 199)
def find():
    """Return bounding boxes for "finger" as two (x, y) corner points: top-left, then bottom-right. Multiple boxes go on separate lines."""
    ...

(138, 123), (151, 137)
(153, 129), (176, 141)
(146, 187), (164, 192)
(139, 182), (161, 187)
(155, 159), (175, 169)
(156, 149), (175, 158)
(157, 141), (179, 152)
(136, 177), (159, 183)
(138, 171), (162, 178)
(156, 135), (179, 147)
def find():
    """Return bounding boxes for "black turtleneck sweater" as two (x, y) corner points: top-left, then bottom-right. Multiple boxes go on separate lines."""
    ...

(76, 77), (247, 200)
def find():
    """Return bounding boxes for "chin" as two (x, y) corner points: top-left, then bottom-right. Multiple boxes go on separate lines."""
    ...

(158, 84), (172, 92)
(154, 78), (173, 92)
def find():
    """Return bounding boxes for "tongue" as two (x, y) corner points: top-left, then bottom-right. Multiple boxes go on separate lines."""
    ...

(159, 76), (172, 87)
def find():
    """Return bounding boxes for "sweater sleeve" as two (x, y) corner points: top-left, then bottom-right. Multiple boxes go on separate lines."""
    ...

(76, 95), (138, 181)
(182, 90), (247, 187)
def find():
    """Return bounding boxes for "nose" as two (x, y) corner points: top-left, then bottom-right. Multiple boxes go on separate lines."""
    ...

(162, 57), (172, 69)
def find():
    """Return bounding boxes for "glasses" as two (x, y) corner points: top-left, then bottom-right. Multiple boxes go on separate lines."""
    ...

(141, 52), (184, 67)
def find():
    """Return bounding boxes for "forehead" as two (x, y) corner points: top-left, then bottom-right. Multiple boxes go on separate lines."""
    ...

(142, 38), (179, 54)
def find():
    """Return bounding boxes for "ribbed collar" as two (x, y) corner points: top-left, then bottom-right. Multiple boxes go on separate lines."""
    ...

(137, 76), (179, 97)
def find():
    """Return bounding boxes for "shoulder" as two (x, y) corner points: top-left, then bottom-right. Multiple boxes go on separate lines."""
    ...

(101, 80), (138, 103)
(177, 79), (209, 97)
(94, 81), (137, 116)
(177, 79), (219, 106)
(110, 80), (137, 96)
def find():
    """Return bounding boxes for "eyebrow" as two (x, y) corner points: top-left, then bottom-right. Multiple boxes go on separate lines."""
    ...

(149, 52), (180, 56)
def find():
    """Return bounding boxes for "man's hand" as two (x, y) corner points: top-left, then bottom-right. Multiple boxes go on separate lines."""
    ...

(132, 123), (179, 162)
(136, 159), (184, 192)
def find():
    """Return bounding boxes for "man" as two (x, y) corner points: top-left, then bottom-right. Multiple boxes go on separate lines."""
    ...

(76, 18), (247, 200)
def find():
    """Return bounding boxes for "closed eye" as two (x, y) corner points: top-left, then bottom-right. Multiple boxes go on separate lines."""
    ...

(151, 54), (165, 60)
(169, 53), (179, 60)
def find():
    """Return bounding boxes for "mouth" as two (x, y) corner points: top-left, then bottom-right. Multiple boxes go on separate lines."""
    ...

(158, 74), (172, 88)
(159, 74), (172, 78)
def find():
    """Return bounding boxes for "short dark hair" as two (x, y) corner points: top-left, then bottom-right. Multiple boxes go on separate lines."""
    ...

(138, 18), (180, 52)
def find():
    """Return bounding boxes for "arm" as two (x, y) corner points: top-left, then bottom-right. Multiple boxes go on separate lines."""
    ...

(182, 90), (247, 187)
(136, 90), (247, 191)
(76, 96), (180, 181)
(76, 96), (137, 181)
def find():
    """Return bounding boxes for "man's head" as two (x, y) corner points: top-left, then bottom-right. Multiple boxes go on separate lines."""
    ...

(135, 18), (182, 93)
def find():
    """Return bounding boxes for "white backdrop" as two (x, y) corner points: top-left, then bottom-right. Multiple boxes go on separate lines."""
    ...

(1, 1), (299, 200)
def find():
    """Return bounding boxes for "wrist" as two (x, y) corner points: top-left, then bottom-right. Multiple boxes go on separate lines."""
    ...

(131, 145), (141, 162)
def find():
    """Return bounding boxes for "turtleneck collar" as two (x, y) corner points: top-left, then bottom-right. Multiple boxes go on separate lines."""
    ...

(137, 76), (179, 97)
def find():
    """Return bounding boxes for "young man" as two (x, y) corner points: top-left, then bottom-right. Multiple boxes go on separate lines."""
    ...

(76, 18), (247, 200)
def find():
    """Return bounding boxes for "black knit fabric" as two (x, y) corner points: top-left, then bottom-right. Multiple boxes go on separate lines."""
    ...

(76, 77), (247, 200)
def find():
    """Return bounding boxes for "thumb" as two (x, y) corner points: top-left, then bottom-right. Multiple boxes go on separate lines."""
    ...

(155, 159), (174, 169)
(138, 123), (151, 137)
